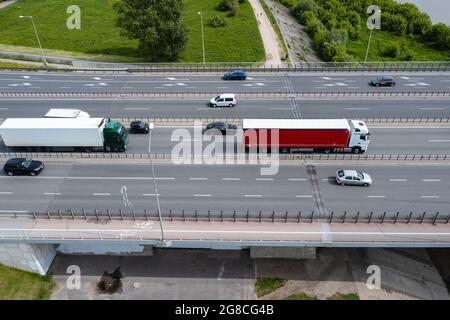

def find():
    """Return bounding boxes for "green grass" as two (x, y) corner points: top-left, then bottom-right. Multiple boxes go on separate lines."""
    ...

(283, 292), (319, 300)
(255, 278), (287, 297)
(0, 0), (264, 63)
(0, 61), (42, 68)
(0, 264), (55, 300)
(347, 29), (450, 62)
(258, 0), (288, 60)
(181, 0), (264, 62)
(326, 292), (360, 300)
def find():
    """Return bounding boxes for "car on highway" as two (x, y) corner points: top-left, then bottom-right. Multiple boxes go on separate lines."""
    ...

(222, 70), (247, 80)
(3, 158), (44, 176)
(335, 170), (372, 187)
(209, 93), (237, 108)
(205, 122), (238, 135)
(129, 120), (150, 134)
(369, 76), (396, 87)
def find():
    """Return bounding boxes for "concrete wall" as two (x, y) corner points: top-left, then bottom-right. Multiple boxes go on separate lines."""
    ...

(0, 243), (56, 275)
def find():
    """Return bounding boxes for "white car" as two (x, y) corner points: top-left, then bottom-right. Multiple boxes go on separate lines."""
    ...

(336, 170), (372, 186)
(209, 93), (236, 108)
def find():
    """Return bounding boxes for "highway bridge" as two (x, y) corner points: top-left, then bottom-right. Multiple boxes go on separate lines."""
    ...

(0, 67), (449, 274)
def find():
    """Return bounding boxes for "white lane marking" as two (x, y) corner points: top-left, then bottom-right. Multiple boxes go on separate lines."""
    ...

(0, 210), (29, 213)
(420, 196), (439, 198)
(0, 176), (177, 181)
(419, 108), (445, 110)
(60, 87), (71, 89)
(222, 178), (240, 181)
(422, 179), (441, 182)
(93, 193), (111, 196)
(142, 193), (161, 196)
(0, 192), (13, 195)
(189, 178), (208, 180)
(428, 140), (450, 142)
(270, 108), (292, 110)
(344, 108), (370, 110)
(289, 178), (307, 181)
(124, 107), (149, 110)
(348, 87), (361, 89)
(255, 178), (274, 181)
(193, 194), (212, 197)
(245, 195), (263, 198)
(43, 193), (61, 195)
(389, 179), (408, 182)
(296, 195), (313, 198)
(367, 196), (386, 198)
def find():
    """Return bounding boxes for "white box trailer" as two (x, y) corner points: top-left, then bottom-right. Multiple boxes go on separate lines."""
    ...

(44, 109), (90, 118)
(0, 118), (105, 147)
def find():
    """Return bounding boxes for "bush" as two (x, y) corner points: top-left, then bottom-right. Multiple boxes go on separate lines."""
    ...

(428, 23), (450, 50)
(227, 2), (239, 16)
(382, 13), (408, 35)
(293, 0), (317, 18)
(381, 41), (401, 57)
(218, 0), (235, 12)
(208, 16), (227, 28)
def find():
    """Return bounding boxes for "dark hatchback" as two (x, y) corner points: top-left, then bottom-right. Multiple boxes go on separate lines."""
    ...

(223, 70), (247, 80)
(369, 76), (396, 87)
(129, 120), (150, 134)
(3, 158), (44, 176)
(205, 122), (238, 134)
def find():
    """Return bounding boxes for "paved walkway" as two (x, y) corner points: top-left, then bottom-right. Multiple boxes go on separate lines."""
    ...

(0, 0), (16, 9)
(248, 0), (282, 67)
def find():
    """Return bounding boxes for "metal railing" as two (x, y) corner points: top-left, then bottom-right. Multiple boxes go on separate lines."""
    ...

(1, 61), (449, 73)
(0, 152), (448, 161)
(0, 91), (449, 99)
(2, 209), (450, 225)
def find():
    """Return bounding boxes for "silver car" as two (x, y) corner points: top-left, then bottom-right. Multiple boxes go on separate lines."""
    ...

(336, 170), (372, 187)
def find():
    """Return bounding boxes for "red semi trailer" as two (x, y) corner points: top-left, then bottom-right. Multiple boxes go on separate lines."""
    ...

(243, 119), (370, 154)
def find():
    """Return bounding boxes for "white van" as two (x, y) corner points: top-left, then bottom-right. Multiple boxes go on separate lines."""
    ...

(209, 93), (236, 108)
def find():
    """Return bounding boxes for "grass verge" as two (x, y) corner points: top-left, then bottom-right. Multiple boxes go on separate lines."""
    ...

(0, 264), (55, 300)
(283, 292), (319, 300)
(0, 0), (265, 63)
(255, 278), (287, 297)
(327, 292), (360, 300)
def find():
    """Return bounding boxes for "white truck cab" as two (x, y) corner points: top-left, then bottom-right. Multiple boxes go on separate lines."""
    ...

(348, 120), (370, 153)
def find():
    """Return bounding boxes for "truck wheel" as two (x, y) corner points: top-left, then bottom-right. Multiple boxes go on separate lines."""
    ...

(324, 148), (332, 154)
(7, 171), (13, 176)
(352, 147), (362, 154)
(30, 172), (36, 176)
(281, 148), (290, 154)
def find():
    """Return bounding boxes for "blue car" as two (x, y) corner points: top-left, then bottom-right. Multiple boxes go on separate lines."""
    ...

(223, 70), (247, 80)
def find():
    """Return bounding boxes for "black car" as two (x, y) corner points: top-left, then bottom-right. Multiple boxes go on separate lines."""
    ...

(223, 70), (247, 80)
(3, 158), (44, 176)
(369, 76), (396, 87)
(129, 120), (150, 134)
(205, 122), (238, 134)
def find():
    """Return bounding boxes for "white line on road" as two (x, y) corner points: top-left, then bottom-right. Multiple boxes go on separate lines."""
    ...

(0, 108), (9, 110)
(193, 194), (212, 197)
(0, 192), (13, 195)
(420, 196), (439, 198)
(422, 179), (441, 182)
(419, 108), (445, 110)
(296, 195), (313, 198)
(43, 193), (61, 195)
(222, 178), (241, 181)
(255, 178), (274, 181)
(288, 178), (307, 181)
(245, 195), (263, 198)
(142, 193), (161, 196)
(389, 179), (408, 182)
(367, 196), (386, 198)
(93, 193), (111, 196)
(189, 178), (208, 180)
(428, 140), (450, 142)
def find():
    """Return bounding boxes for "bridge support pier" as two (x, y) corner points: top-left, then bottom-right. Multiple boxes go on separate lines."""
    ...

(250, 246), (316, 259)
(0, 243), (56, 275)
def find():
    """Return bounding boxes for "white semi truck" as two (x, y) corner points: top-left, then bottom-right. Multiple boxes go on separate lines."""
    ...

(0, 117), (129, 152)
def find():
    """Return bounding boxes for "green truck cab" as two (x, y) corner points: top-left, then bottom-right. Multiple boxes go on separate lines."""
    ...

(103, 119), (129, 152)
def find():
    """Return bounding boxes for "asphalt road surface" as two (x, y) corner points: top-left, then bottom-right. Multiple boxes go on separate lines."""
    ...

(0, 71), (449, 93)
(0, 98), (449, 119)
(0, 162), (448, 214)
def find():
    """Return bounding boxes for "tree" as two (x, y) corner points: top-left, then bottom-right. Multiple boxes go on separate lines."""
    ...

(428, 23), (450, 50)
(382, 13), (408, 36)
(113, 0), (187, 61)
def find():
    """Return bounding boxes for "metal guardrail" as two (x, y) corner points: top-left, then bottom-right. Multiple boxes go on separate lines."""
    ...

(0, 91), (449, 99)
(0, 152), (448, 161)
(2, 209), (450, 225)
(1, 61), (450, 72)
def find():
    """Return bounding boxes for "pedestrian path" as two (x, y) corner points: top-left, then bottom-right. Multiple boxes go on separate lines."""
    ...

(0, 0), (17, 9)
